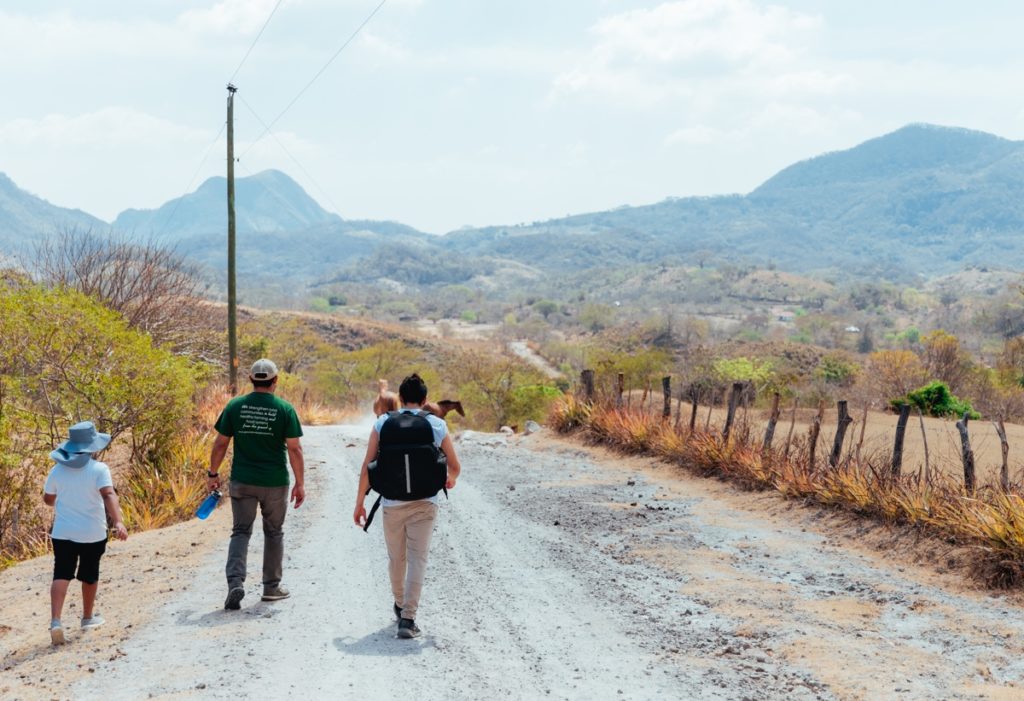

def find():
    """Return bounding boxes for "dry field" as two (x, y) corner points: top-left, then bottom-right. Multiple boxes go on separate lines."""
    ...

(625, 393), (1023, 487)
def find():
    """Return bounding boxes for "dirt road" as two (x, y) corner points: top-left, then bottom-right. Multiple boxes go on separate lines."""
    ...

(4, 421), (1024, 700)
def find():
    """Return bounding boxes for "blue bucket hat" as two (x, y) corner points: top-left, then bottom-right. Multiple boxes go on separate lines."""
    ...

(50, 421), (111, 468)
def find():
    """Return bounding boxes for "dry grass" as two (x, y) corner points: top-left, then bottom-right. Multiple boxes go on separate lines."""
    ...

(551, 397), (1024, 587)
(119, 427), (211, 531)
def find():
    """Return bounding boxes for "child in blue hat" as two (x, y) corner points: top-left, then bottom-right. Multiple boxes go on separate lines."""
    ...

(43, 421), (128, 645)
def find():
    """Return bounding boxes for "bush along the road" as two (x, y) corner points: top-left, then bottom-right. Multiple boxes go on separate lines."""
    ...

(549, 396), (1024, 587)
(0, 279), (205, 568)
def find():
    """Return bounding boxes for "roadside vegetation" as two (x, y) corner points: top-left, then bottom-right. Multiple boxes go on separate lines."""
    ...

(0, 235), (562, 571)
(551, 395), (1024, 587)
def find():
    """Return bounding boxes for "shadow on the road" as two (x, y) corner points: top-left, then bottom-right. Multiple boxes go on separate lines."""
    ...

(333, 623), (436, 656)
(174, 601), (281, 628)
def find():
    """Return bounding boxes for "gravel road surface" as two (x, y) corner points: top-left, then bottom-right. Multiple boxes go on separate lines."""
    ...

(32, 421), (1024, 700)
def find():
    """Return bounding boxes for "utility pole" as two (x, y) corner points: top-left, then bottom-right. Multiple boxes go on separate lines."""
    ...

(226, 83), (238, 394)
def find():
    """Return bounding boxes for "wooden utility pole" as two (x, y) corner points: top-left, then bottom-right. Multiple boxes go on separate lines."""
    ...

(226, 83), (239, 394)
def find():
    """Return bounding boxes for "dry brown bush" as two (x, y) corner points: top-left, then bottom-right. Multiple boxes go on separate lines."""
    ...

(33, 230), (219, 359)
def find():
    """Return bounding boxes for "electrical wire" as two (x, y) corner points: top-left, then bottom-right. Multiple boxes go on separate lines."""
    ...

(239, 0), (388, 160)
(237, 94), (345, 216)
(228, 0), (285, 85)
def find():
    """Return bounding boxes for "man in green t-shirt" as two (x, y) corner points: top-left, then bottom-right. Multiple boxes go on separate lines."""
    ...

(207, 358), (305, 610)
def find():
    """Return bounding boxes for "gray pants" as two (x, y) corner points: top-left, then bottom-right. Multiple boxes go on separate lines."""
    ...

(382, 501), (438, 621)
(226, 481), (288, 590)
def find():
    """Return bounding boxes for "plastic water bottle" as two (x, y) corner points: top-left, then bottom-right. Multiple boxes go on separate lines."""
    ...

(196, 490), (222, 520)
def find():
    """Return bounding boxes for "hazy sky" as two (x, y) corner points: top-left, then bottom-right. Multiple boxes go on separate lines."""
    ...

(3, 0), (1024, 233)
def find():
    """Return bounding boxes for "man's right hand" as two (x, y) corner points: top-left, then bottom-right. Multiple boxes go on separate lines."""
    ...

(353, 504), (367, 528)
(206, 475), (220, 492)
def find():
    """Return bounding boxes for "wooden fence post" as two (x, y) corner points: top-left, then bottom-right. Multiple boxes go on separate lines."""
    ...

(829, 400), (854, 468)
(581, 369), (595, 402)
(993, 417), (1010, 492)
(916, 407), (930, 487)
(808, 400), (825, 470)
(783, 398), (798, 460)
(616, 372), (625, 408)
(956, 411), (976, 493)
(891, 403), (911, 478)
(662, 377), (672, 420)
(688, 387), (699, 432)
(723, 382), (743, 441)
(762, 392), (781, 451)
(855, 405), (868, 466)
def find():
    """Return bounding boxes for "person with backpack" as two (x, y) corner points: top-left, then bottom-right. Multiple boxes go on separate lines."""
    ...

(353, 373), (462, 639)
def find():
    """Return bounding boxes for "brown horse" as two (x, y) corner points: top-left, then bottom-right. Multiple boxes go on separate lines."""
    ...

(424, 400), (465, 420)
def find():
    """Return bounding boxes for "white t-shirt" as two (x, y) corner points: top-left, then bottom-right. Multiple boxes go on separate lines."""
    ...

(373, 409), (448, 507)
(44, 459), (113, 543)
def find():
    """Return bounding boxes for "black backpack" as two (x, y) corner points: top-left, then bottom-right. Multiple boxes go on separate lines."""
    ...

(363, 411), (447, 531)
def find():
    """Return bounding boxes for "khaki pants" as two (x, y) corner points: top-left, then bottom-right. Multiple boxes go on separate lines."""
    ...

(382, 501), (438, 621)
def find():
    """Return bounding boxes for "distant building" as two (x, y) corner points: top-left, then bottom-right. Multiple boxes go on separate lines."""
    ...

(845, 325), (861, 333)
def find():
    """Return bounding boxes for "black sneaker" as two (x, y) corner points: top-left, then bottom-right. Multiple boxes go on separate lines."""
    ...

(397, 617), (421, 639)
(224, 586), (245, 610)
(393, 603), (403, 620)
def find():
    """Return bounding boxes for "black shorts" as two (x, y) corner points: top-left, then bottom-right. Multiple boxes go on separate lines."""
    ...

(52, 538), (108, 584)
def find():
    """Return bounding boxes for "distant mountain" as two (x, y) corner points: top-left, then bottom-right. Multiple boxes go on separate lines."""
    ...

(443, 124), (1024, 278)
(113, 169), (342, 238)
(5, 124), (1024, 290)
(0, 173), (107, 253)
(133, 171), (433, 283)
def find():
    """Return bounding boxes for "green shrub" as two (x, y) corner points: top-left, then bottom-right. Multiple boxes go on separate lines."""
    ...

(816, 353), (860, 387)
(0, 281), (199, 565)
(893, 380), (979, 419)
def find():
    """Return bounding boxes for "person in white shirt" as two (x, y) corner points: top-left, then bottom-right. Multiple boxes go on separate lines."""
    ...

(43, 421), (128, 645)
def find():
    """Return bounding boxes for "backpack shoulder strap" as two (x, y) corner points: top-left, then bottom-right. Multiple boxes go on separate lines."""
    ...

(363, 493), (383, 532)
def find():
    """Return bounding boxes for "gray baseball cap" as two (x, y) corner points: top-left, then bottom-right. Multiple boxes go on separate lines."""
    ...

(249, 358), (279, 381)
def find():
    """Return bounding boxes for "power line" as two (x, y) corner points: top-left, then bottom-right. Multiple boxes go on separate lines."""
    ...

(240, 0), (388, 160)
(237, 94), (345, 217)
(228, 0), (285, 85)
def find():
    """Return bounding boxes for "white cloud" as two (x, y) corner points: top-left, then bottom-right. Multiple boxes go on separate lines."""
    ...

(0, 107), (208, 148)
(665, 124), (726, 146)
(178, 0), (293, 35)
(553, 0), (824, 104)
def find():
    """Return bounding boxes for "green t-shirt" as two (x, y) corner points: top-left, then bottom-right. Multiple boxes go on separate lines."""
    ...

(215, 392), (303, 487)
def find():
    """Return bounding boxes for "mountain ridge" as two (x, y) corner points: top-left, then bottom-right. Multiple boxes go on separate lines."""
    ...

(3, 123), (1024, 282)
